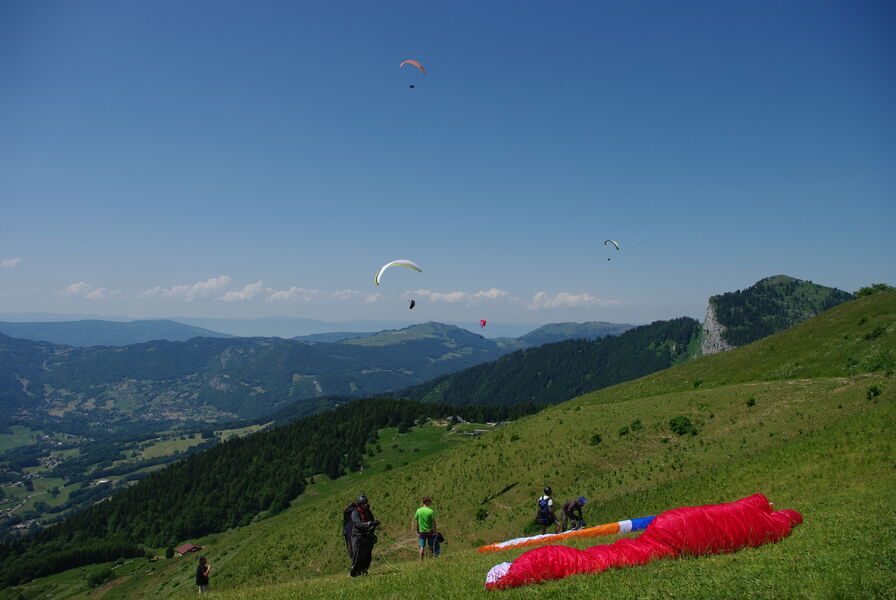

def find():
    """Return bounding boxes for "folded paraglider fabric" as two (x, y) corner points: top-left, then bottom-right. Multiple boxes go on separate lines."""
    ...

(485, 493), (802, 590)
(478, 515), (655, 553)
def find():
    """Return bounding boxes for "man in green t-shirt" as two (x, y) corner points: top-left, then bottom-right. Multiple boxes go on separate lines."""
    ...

(412, 496), (438, 560)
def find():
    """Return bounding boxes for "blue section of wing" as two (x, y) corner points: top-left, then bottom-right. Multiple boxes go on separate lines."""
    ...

(630, 516), (656, 531)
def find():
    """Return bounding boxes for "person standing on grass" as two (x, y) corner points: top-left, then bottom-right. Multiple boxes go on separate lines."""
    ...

(196, 556), (211, 595)
(350, 495), (380, 577)
(413, 496), (438, 560)
(535, 486), (560, 534)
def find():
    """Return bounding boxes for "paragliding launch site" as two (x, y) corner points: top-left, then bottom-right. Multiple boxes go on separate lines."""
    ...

(3, 3), (893, 600)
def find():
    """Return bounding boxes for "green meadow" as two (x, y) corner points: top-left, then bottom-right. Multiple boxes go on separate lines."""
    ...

(4, 292), (894, 599)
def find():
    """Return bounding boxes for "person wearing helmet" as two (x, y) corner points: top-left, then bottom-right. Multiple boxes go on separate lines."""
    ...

(349, 494), (380, 577)
(535, 487), (560, 534)
(561, 496), (588, 531)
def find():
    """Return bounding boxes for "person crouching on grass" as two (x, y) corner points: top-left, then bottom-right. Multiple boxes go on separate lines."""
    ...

(413, 496), (438, 560)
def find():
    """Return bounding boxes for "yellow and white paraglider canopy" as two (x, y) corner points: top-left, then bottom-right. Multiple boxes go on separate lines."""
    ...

(375, 259), (422, 286)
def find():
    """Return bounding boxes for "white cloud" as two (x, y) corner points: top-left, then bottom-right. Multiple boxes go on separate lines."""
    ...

(266, 286), (325, 302)
(139, 275), (232, 301)
(470, 288), (510, 301)
(1, 257), (21, 269)
(408, 288), (512, 305)
(412, 289), (468, 303)
(330, 289), (363, 301)
(265, 286), (380, 303)
(221, 281), (263, 302)
(528, 291), (625, 310)
(60, 281), (114, 301)
(85, 288), (110, 301)
(62, 281), (93, 297)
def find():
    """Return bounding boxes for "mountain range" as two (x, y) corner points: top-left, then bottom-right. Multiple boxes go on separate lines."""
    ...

(0, 276), (854, 435)
(0, 323), (517, 429)
(0, 319), (231, 348)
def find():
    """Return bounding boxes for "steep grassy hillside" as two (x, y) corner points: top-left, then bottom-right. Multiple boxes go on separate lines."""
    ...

(5, 292), (893, 599)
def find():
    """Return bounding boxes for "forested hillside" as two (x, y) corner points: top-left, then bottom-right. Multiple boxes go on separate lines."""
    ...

(0, 399), (539, 586)
(710, 275), (852, 347)
(405, 317), (701, 406)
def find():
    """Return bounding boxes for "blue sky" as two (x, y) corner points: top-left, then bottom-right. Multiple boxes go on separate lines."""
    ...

(2, 0), (894, 326)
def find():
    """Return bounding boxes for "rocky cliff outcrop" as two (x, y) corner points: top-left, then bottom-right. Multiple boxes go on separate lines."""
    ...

(700, 299), (734, 356)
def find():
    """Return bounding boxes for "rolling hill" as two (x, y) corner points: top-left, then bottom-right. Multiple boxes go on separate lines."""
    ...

(4, 291), (893, 599)
(517, 321), (634, 346)
(0, 319), (231, 347)
(291, 332), (379, 343)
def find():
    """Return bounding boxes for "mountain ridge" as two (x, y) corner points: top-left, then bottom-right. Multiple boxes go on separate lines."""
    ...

(701, 274), (853, 353)
(0, 319), (232, 347)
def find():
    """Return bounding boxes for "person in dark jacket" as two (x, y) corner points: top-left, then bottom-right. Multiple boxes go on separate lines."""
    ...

(196, 556), (211, 594)
(561, 496), (587, 531)
(350, 495), (380, 577)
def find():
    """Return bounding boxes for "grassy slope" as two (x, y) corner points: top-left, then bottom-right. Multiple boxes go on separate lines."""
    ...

(5, 293), (895, 599)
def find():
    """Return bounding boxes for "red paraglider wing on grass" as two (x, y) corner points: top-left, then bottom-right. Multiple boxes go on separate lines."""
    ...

(485, 494), (802, 590)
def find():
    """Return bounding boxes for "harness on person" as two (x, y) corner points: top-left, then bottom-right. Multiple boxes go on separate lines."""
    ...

(342, 503), (356, 530)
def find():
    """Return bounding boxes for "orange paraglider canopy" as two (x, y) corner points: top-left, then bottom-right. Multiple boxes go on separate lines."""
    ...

(400, 59), (426, 74)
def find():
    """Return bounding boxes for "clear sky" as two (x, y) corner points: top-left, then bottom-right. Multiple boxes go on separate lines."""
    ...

(2, 0), (894, 327)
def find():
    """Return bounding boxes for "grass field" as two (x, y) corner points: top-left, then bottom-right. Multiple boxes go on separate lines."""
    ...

(3, 292), (894, 600)
(0, 426), (40, 453)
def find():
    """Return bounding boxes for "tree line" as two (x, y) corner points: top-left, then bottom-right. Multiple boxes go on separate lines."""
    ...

(404, 318), (702, 406)
(0, 398), (538, 586)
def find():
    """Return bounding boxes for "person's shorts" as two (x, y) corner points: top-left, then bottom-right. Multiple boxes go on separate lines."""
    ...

(418, 532), (435, 549)
(536, 515), (557, 526)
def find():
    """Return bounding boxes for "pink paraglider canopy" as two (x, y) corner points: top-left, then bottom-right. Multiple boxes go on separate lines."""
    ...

(480, 320), (487, 328)
(486, 493), (802, 590)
